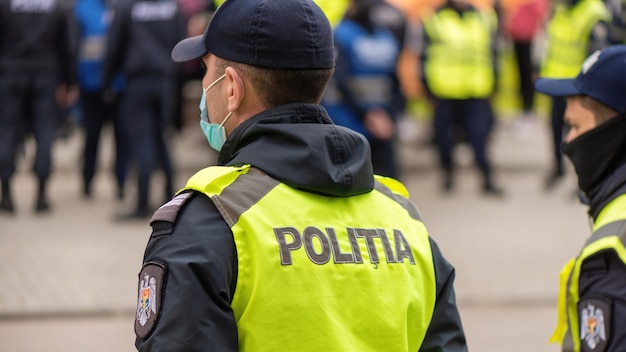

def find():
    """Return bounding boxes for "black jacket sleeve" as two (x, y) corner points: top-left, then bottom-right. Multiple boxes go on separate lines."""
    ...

(579, 249), (626, 351)
(103, 0), (129, 88)
(420, 237), (468, 352)
(588, 20), (612, 54)
(418, 20), (431, 98)
(57, 1), (78, 86)
(135, 194), (238, 352)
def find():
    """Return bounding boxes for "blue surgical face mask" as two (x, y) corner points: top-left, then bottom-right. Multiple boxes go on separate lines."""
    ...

(199, 73), (232, 151)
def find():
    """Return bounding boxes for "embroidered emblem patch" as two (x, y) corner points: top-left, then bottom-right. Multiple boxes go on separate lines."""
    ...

(135, 262), (165, 339)
(579, 298), (611, 352)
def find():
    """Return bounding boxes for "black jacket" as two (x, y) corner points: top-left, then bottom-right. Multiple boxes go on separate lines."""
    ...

(103, 0), (184, 84)
(136, 103), (468, 351)
(578, 163), (626, 351)
(0, 0), (76, 83)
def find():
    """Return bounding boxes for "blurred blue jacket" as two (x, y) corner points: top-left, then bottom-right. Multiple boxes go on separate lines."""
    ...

(75, 0), (124, 92)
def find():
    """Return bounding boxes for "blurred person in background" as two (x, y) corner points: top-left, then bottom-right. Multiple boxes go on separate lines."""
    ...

(369, 0), (409, 49)
(538, 0), (611, 190)
(134, 0), (467, 350)
(0, 0), (77, 214)
(178, 0), (214, 88)
(500, 0), (548, 123)
(535, 44), (626, 352)
(605, 0), (626, 43)
(103, 0), (185, 219)
(174, 0), (214, 131)
(75, 0), (128, 200)
(419, 0), (504, 196)
(322, 0), (404, 179)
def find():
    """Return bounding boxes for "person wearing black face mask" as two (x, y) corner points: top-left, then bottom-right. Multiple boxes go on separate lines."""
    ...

(539, 0), (611, 190)
(535, 44), (626, 352)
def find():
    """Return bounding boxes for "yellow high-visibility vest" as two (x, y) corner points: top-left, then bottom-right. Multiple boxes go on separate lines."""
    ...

(182, 164), (437, 351)
(422, 7), (497, 99)
(540, 0), (610, 78)
(551, 194), (626, 351)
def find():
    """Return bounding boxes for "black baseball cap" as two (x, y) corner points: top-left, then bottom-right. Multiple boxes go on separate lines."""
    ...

(171, 0), (335, 70)
(534, 45), (626, 113)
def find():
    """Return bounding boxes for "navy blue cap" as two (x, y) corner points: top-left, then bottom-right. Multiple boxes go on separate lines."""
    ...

(171, 0), (335, 69)
(534, 45), (626, 113)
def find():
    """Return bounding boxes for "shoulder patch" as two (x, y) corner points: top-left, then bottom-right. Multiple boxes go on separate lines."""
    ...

(150, 192), (194, 237)
(579, 297), (611, 352)
(135, 262), (166, 340)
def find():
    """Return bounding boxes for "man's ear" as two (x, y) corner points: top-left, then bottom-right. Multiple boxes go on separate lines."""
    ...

(225, 66), (244, 112)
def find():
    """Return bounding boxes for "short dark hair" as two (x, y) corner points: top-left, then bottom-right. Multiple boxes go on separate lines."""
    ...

(216, 57), (334, 107)
(581, 95), (618, 125)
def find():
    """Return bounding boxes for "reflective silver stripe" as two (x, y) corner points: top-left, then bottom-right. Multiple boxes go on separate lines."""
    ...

(348, 76), (393, 105)
(562, 331), (574, 352)
(211, 167), (280, 227)
(213, 170), (424, 227)
(586, 220), (626, 247)
(562, 268), (575, 352)
(374, 181), (423, 222)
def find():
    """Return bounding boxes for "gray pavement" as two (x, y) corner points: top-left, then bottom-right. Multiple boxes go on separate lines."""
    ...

(0, 115), (589, 351)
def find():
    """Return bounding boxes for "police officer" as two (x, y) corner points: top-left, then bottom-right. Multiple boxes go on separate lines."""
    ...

(539, 0), (611, 189)
(0, 0), (77, 213)
(134, 0), (467, 351)
(535, 45), (626, 352)
(103, 0), (185, 219)
(605, 0), (626, 44)
(322, 0), (403, 179)
(420, 0), (504, 196)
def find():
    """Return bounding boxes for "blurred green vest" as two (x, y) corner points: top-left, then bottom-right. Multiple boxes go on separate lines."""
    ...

(540, 0), (610, 78)
(423, 7), (497, 99)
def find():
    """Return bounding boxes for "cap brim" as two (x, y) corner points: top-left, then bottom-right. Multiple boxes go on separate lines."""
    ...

(171, 35), (207, 63)
(534, 78), (581, 97)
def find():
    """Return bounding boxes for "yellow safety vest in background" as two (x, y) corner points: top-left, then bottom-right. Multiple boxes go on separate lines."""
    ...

(551, 194), (626, 351)
(422, 7), (497, 99)
(214, 0), (349, 27)
(314, 0), (350, 27)
(540, 0), (610, 78)
(182, 165), (437, 352)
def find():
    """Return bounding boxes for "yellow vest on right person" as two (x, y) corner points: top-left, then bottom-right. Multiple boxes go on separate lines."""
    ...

(552, 194), (626, 351)
(181, 164), (438, 352)
(540, 0), (610, 78)
(422, 7), (497, 99)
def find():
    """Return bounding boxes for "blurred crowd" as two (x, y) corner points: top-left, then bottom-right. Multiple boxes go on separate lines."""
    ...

(1, 0), (625, 218)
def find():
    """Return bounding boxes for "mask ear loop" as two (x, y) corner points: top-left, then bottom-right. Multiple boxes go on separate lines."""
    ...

(219, 112), (233, 127)
(207, 73), (226, 91)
